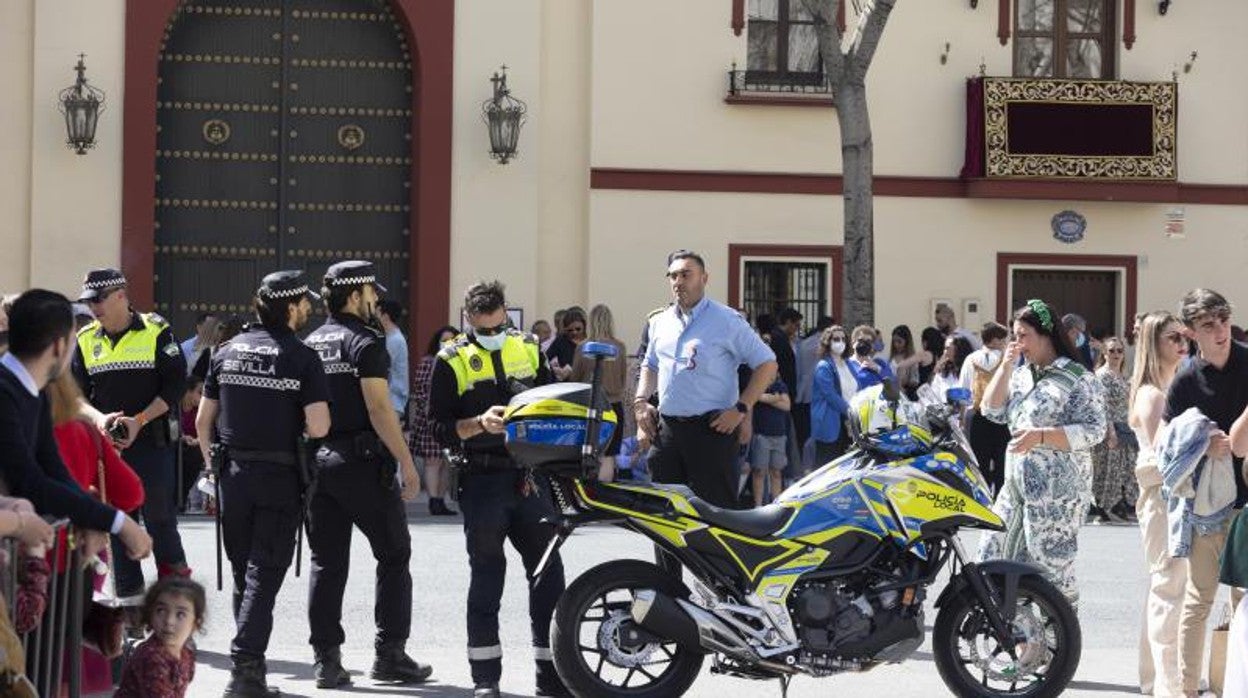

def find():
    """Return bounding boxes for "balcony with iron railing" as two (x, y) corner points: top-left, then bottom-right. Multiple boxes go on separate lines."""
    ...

(724, 66), (834, 107)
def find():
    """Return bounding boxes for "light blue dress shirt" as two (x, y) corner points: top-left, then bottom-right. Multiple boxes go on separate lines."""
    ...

(644, 297), (775, 417)
(385, 328), (409, 413)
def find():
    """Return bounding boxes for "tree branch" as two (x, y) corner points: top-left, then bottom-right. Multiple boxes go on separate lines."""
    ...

(802, 0), (846, 88)
(847, 0), (898, 84)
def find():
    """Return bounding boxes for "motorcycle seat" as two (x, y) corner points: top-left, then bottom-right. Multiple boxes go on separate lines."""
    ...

(688, 498), (793, 538)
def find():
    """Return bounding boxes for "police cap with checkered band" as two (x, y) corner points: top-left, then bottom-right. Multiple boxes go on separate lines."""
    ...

(77, 268), (127, 302)
(323, 260), (387, 294)
(258, 270), (321, 302)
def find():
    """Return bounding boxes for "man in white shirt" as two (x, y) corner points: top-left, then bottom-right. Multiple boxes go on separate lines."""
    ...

(959, 322), (1009, 495)
(935, 302), (982, 350)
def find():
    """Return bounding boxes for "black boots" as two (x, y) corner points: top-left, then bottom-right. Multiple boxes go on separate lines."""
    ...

(473, 682), (502, 698)
(428, 496), (457, 516)
(223, 658), (279, 697)
(371, 641), (434, 683)
(313, 646), (351, 689)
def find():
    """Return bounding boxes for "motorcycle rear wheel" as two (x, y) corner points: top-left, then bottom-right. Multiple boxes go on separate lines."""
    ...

(552, 559), (704, 698)
(932, 573), (1081, 698)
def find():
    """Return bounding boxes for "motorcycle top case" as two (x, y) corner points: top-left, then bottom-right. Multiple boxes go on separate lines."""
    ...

(503, 383), (618, 470)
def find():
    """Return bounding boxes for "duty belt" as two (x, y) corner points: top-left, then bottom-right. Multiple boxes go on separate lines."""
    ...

(463, 452), (515, 471)
(225, 448), (297, 465)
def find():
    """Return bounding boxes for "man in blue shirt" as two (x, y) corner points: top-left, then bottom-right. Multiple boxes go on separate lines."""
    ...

(378, 300), (410, 420)
(634, 250), (778, 510)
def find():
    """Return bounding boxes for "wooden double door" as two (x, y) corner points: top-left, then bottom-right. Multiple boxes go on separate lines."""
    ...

(154, 0), (413, 335)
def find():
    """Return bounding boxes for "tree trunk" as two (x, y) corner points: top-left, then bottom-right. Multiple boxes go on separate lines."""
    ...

(837, 83), (874, 329)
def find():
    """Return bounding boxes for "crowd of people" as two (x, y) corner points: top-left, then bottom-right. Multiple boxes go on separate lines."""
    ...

(1, 252), (1247, 697)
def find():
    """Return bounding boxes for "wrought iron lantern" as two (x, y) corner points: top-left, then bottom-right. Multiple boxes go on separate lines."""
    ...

(481, 66), (526, 164)
(58, 55), (106, 155)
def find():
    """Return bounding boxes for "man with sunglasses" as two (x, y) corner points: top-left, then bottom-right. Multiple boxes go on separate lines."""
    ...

(1163, 288), (1248, 695)
(428, 280), (569, 698)
(303, 260), (431, 688)
(72, 267), (191, 598)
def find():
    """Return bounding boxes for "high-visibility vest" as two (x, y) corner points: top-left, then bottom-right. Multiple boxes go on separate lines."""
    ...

(438, 330), (540, 396)
(77, 313), (168, 378)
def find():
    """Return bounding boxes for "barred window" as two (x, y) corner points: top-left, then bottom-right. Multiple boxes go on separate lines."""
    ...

(747, 0), (823, 87)
(743, 260), (828, 331)
(1014, 0), (1116, 79)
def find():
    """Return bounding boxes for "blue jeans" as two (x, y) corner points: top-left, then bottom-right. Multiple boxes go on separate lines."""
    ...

(112, 440), (187, 595)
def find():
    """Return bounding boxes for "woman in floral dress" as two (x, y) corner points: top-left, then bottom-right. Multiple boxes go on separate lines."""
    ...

(976, 299), (1106, 608)
(1090, 336), (1139, 522)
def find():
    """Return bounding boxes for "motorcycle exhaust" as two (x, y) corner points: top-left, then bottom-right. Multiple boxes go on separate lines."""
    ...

(631, 589), (757, 662)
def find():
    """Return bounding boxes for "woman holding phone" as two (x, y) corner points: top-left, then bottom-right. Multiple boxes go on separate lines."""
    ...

(974, 299), (1107, 610)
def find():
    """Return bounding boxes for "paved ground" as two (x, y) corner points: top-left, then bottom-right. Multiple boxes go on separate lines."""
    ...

(160, 504), (1215, 697)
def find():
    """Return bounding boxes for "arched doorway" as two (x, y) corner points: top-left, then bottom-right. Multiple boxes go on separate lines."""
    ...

(123, 0), (452, 346)
(153, 0), (413, 333)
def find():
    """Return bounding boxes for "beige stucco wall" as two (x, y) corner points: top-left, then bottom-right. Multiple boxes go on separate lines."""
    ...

(27, 0), (127, 297)
(589, 188), (1248, 347)
(590, 1), (1248, 183)
(0, 0), (36, 292)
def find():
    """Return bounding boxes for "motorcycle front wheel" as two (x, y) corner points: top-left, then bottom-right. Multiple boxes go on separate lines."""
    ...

(932, 573), (1081, 698)
(552, 559), (704, 698)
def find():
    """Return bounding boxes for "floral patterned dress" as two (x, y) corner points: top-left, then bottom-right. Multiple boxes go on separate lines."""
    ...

(975, 357), (1106, 607)
(1090, 366), (1139, 511)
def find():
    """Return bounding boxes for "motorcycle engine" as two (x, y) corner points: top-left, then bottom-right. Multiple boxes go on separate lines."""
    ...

(789, 578), (919, 661)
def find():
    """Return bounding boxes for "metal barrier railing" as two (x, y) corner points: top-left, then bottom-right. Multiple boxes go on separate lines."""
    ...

(2, 519), (87, 697)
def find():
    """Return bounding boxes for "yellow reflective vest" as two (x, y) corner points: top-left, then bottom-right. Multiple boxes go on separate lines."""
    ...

(437, 330), (540, 396)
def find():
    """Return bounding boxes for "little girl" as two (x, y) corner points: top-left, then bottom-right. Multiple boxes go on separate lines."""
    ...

(114, 577), (203, 698)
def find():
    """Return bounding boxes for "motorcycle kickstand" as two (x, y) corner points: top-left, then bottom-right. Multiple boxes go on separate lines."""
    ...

(777, 674), (791, 698)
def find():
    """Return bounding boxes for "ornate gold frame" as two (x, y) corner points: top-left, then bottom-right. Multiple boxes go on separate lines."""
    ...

(983, 78), (1177, 180)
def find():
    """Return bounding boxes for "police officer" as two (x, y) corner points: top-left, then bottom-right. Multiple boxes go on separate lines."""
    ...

(194, 271), (329, 696)
(303, 261), (431, 688)
(428, 280), (569, 698)
(72, 268), (190, 596)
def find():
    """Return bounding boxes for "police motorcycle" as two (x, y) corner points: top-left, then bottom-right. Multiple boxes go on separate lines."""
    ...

(503, 342), (1080, 698)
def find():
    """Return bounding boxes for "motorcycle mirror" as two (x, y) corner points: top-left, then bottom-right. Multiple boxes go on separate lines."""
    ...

(946, 387), (972, 405)
(582, 341), (618, 360)
(881, 378), (901, 403)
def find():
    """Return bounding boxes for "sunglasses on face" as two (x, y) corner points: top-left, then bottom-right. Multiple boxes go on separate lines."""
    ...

(474, 322), (510, 337)
(86, 289), (120, 306)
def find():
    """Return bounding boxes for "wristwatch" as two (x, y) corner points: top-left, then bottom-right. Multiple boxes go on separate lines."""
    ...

(734, 401), (749, 414)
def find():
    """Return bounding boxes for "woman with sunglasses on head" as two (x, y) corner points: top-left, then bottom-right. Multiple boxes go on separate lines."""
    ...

(570, 304), (628, 482)
(975, 299), (1107, 611)
(1089, 336), (1139, 524)
(1128, 311), (1189, 697)
(545, 308), (586, 381)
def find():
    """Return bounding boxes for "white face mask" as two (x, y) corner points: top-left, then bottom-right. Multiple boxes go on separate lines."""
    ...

(475, 331), (507, 352)
(831, 341), (846, 355)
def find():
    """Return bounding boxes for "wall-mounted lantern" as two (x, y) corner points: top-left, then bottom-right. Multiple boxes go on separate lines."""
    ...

(58, 54), (106, 155)
(481, 66), (526, 164)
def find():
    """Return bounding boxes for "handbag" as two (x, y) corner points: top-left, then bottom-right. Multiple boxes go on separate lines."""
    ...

(82, 426), (127, 659)
(1112, 421), (1139, 450)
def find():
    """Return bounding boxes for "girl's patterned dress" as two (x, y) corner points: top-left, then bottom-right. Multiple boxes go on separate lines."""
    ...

(1090, 366), (1139, 511)
(976, 356), (1106, 607)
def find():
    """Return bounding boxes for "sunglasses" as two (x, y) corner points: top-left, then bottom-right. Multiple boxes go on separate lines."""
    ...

(474, 321), (510, 337)
(85, 288), (120, 305)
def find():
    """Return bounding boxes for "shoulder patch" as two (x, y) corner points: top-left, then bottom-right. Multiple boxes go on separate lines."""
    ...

(77, 321), (100, 338)
(144, 312), (169, 329)
(438, 336), (469, 361)
(163, 342), (182, 358)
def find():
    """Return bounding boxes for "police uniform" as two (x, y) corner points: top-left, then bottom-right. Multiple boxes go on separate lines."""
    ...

(203, 271), (329, 696)
(303, 261), (430, 687)
(72, 268), (188, 595)
(427, 325), (568, 697)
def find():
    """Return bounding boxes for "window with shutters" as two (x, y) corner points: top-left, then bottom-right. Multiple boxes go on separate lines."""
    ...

(1014, 0), (1117, 79)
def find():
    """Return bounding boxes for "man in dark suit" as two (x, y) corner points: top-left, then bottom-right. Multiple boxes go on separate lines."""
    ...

(0, 289), (152, 558)
(770, 308), (802, 399)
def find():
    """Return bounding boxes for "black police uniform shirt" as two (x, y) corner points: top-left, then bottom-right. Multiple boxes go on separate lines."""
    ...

(429, 330), (552, 458)
(203, 325), (330, 452)
(1164, 339), (1248, 507)
(71, 311), (187, 443)
(305, 313), (390, 437)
